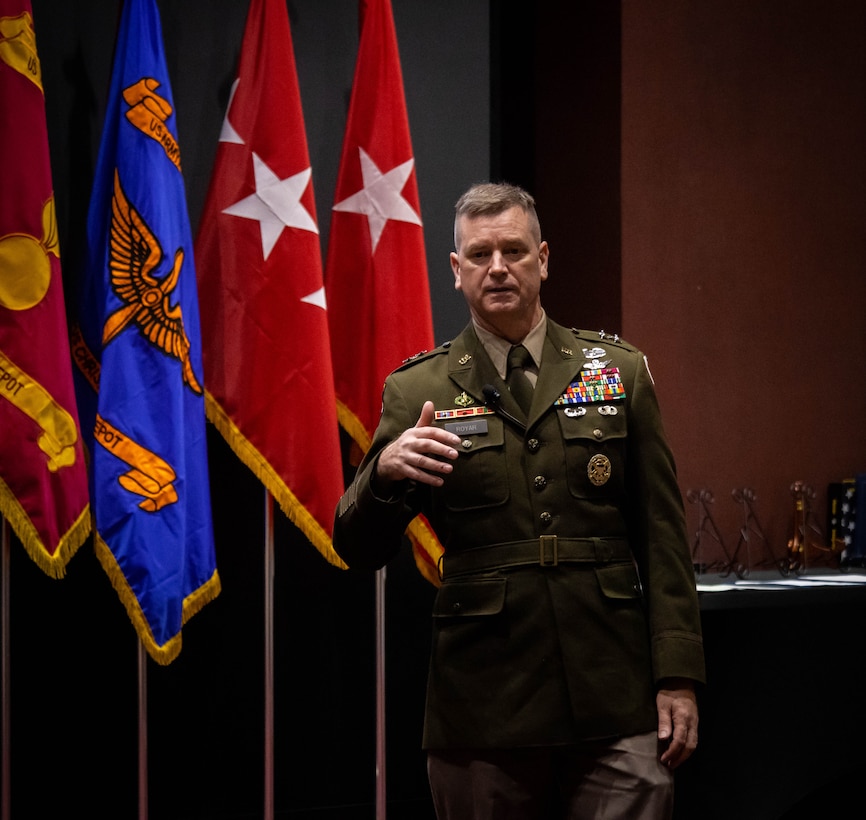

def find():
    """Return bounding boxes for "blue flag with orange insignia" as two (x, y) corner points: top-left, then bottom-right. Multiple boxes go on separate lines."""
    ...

(72, 0), (219, 664)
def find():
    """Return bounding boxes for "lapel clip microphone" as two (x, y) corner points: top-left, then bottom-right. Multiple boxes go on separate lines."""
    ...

(482, 384), (527, 432)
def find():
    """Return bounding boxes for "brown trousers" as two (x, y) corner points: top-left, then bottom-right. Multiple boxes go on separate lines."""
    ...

(427, 732), (673, 820)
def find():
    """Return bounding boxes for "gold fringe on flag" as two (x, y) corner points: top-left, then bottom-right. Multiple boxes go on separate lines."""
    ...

(93, 532), (221, 666)
(408, 516), (443, 588)
(337, 399), (444, 587)
(0, 475), (90, 579)
(205, 393), (347, 570)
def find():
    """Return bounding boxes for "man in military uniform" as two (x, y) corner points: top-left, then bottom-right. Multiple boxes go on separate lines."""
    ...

(333, 182), (705, 819)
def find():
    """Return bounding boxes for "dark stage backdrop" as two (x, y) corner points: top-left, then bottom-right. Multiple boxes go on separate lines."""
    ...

(4, 1), (488, 818)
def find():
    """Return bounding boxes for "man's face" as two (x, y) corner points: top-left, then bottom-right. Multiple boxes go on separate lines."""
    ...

(451, 206), (549, 339)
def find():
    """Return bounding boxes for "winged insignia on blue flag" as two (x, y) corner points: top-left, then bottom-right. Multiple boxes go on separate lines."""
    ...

(102, 168), (202, 394)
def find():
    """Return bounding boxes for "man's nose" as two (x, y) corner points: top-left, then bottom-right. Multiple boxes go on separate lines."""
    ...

(489, 250), (507, 273)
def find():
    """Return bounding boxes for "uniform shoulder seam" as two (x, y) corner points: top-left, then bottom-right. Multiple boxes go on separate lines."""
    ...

(570, 327), (640, 353)
(392, 342), (451, 372)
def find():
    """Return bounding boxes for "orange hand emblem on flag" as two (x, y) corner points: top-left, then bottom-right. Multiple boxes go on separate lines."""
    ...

(103, 168), (202, 394)
(0, 348), (79, 472)
(122, 77), (181, 171)
(94, 414), (178, 512)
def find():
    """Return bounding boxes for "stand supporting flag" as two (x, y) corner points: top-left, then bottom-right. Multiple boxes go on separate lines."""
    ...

(72, 0), (219, 668)
(195, 2), (345, 815)
(0, 0), (90, 577)
(325, 2), (438, 816)
(2, 519), (10, 820)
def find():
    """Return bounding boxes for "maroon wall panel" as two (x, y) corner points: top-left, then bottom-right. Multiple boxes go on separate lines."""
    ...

(621, 0), (866, 565)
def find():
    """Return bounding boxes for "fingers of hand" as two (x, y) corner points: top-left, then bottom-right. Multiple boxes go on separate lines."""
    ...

(660, 718), (698, 769)
(411, 441), (458, 480)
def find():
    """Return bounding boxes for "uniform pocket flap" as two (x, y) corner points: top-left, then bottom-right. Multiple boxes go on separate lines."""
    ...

(595, 563), (642, 600)
(433, 578), (507, 618)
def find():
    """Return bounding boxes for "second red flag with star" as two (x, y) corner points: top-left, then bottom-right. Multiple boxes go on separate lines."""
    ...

(325, 0), (440, 583)
(195, 0), (344, 566)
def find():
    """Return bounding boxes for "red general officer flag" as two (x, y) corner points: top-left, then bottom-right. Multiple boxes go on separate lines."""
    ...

(0, 0), (90, 576)
(195, 0), (345, 567)
(324, 0), (441, 584)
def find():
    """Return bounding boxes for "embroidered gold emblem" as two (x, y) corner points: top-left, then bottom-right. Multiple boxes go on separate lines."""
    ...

(587, 454), (612, 487)
(122, 78), (182, 171)
(0, 197), (57, 311)
(103, 169), (202, 394)
(0, 12), (41, 91)
(454, 391), (474, 407)
(0, 348), (79, 472)
(94, 414), (178, 512)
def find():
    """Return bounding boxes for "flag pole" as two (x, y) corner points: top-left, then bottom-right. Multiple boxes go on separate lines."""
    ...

(138, 639), (148, 820)
(2, 519), (10, 820)
(264, 490), (275, 820)
(375, 565), (387, 819)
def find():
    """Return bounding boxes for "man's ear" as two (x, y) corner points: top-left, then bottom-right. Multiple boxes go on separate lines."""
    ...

(539, 241), (550, 281)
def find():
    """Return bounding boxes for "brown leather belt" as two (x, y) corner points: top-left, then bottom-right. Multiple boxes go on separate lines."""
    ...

(439, 536), (632, 579)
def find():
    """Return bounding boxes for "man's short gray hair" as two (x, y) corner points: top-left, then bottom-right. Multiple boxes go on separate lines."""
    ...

(453, 182), (542, 248)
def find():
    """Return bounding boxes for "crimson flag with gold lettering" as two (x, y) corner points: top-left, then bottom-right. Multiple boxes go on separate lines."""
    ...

(0, 0), (90, 576)
(195, 0), (345, 567)
(72, 0), (219, 664)
(324, 0), (441, 584)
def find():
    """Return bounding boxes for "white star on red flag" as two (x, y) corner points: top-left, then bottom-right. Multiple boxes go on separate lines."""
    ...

(223, 154), (318, 260)
(301, 286), (327, 309)
(332, 147), (421, 252)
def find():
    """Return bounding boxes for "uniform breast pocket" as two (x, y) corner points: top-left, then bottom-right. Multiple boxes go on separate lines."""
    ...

(557, 404), (627, 499)
(437, 417), (509, 511)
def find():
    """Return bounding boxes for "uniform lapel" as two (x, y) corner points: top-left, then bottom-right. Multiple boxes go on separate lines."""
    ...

(446, 325), (502, 408)
(446, 321), (585, 424)
(531, 321), (583, 423)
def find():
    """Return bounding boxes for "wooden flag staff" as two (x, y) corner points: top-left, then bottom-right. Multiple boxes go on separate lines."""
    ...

(376, 566), (387, 819)
(138, 641), (148, 820)
(264, 490), (275, 820)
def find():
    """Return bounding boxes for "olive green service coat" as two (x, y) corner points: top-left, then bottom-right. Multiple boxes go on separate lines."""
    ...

(333, 319), (706, 750)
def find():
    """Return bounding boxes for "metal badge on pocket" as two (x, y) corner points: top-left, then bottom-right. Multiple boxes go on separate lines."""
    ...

(587, 454), (612, 486)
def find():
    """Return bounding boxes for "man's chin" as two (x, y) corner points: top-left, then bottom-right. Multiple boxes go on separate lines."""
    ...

(481, 295), (519, 312)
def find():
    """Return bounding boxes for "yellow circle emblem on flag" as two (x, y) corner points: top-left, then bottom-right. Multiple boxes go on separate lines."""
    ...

(0, 233), (50, 310)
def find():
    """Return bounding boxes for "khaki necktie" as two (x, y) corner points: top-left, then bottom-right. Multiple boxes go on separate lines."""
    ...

(506, 344), (534, 415)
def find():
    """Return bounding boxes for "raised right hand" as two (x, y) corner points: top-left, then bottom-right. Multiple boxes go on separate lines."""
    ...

(376, 400), (460, 488)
